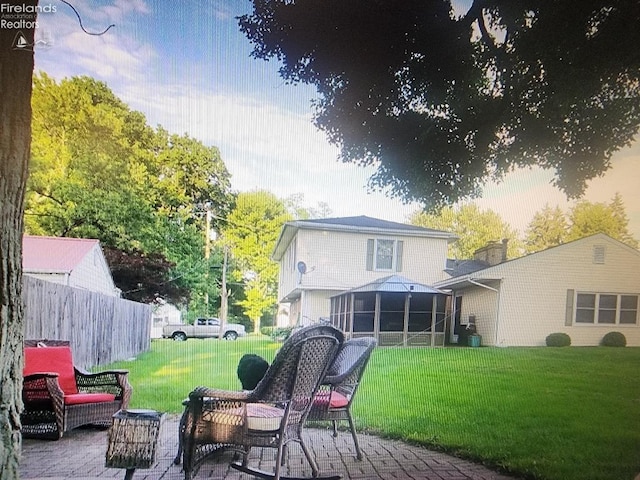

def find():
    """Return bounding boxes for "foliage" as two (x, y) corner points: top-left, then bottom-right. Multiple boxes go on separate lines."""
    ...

(222, 191), (292, 330)
(104, 248), (188, 304)
(525, 194), (639, 252)
(260, 325), (295, 340)
(524, 204), (569, 254)
(568, 193), (639, 247)
(111, 341), (640, 480)
(410, 204), (522, 259)
(545, 332), (572, 347)
(284, 193), (332, 219)
(239, 1), (640, 209)
(27, 73), (234, 304)
(601, 331), (626, 347)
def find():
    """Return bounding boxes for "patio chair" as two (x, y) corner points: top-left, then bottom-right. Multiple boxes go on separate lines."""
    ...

(21, 339), (132, 440)
(307, 337), (377, 460)
(181, 324), (343, 480)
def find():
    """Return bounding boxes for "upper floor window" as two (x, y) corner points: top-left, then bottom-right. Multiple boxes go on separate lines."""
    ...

(366, 238), (403, 272)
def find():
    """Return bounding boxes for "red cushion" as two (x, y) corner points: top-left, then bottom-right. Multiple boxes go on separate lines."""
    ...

(65, 393), (116, 405)
(24, 346), (78, 395)
(314, 391), (349, 409)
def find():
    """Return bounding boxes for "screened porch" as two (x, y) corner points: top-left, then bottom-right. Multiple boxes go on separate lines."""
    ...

(329, 275), (450, 347)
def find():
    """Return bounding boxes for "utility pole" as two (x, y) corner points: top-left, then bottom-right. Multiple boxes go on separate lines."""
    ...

(204, 208), (211, 315)
(219, 245), (229, 339)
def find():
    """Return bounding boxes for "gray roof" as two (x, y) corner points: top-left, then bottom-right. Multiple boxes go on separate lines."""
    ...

(445, 258), (490, 277)
(334, 275), (448, 296)
(297, 216), (445, 233)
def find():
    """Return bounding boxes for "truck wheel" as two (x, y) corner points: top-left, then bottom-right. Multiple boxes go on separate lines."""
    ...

(172, 332), (187, 342)
(223, 331), (238, 341)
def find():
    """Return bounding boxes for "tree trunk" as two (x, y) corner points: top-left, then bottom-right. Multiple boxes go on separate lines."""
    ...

(0, 3), (36, 477)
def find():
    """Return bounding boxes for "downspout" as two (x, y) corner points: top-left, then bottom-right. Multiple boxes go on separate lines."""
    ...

(468, 278), (502, 346)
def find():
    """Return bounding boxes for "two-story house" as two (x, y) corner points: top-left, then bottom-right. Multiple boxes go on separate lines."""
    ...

(271, 216), (457, 344)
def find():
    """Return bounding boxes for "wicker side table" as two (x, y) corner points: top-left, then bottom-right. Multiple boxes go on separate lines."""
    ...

(106, 409), (164, 480)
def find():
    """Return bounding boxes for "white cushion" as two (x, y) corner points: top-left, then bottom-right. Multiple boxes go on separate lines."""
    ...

(245, 403), (284, 431)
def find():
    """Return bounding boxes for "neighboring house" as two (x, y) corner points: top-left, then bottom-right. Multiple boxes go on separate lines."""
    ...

(271, 216), (457, 329)
(435, 234), (640, 347)
(22, 235), (120, 297)
(151, 301), (182, 339)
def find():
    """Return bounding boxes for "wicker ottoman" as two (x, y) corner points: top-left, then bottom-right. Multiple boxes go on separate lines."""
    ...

(106, 409), (164, 480)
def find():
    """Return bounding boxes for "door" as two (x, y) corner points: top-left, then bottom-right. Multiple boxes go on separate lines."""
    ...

(451, 294), (462, 344)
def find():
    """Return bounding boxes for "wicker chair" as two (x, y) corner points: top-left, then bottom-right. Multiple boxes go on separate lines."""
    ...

(307, 337), (377, 460)
(21, 340), (132, 440)
(181, 325), (343, 480)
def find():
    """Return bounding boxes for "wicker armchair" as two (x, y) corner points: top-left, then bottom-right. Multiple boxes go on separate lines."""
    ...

(181, 325), (343, 480)
(308, 337), (377, 460)
(21, 340), (132, 440)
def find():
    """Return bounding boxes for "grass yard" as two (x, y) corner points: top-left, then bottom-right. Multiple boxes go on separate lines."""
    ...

(108, 337), (640, 480)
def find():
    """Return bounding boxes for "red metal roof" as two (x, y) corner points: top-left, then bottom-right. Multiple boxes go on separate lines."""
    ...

(22, 235), (99, 273)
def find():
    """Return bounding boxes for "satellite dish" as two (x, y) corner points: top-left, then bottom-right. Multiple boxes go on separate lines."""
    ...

(297, 261), (307, 274)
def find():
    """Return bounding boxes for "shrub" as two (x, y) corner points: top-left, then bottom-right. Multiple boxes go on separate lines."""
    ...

(546, 332), (571, 347)
(601, 331), (626, 347)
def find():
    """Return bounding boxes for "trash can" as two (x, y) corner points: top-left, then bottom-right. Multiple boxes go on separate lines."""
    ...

(468, 334), (482, 347)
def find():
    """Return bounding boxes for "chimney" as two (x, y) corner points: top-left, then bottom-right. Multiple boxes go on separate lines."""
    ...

(473, 239), (508, 266)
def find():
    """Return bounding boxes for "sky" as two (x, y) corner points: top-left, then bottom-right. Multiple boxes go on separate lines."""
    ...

(31, 0), (640, 240)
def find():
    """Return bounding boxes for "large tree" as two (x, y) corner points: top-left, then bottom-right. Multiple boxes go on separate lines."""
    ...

(523, 204), (569, 253)
(222, 191), (292, 331)
(567, 193), (639, 247)
(240, 1), (640, 209)
(27, 74), (234, 304)
(524, 194), (639, 252)
(410, 204), (522, 259)
(0, 4), (36, 475)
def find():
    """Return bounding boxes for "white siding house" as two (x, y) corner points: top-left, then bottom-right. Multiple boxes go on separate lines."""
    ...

(272, 216), (457, 327)
(22, 235), (120, 297)
(435, 234), (640, 347)
(151, 301), (182, 338)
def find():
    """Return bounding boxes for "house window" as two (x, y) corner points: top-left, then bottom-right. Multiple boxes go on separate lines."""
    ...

(620, 295), (639, 324)
(366, 239), (403, 271)
(376, 239), (395, 270)
(575, 293), (638, 325)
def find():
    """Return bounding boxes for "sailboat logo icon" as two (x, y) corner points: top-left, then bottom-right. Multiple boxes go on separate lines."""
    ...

(13, 32), (33, 51)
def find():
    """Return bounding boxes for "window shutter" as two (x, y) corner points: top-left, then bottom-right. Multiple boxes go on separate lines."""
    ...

(565, 289), (574, 326)
(366, 239), (374, 271)
(395, 240), (403, 272)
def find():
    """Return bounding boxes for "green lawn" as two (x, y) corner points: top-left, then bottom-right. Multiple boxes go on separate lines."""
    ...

(107, 337), (640, 480)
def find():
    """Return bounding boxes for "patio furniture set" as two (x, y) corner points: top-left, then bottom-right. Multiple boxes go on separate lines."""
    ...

(21, 326), (377, 480)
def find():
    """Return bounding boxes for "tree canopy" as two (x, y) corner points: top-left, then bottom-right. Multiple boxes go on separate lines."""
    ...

(27, 73), (234, 304)
(222, 190), (292, 330)
(410, 204), (522, 259)
(523, 194), (638, 252)
(240, 1), (640, 208)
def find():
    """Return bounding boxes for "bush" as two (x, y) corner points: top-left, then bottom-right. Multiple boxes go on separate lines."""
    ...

(546, 332), (571, 347)
(260, 326), (295, 341)
(601, 331), (627, 347)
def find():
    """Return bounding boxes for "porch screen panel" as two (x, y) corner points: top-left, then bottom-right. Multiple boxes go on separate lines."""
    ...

(353, 292), (375, 333)
(434, 295), (447, 332)
(345, 294), (352, 332)
(379, 293), (406, 332)
(330, 297), (338, 328)
(408, 294), (432, 332)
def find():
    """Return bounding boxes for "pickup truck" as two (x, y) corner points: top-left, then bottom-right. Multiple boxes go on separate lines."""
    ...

(162, 317), (246, 341)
